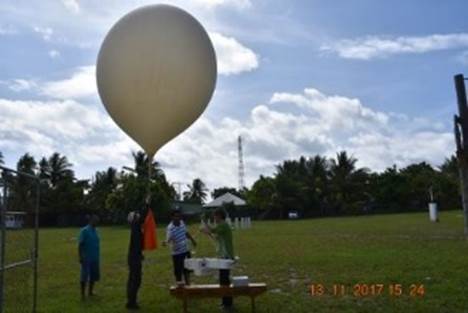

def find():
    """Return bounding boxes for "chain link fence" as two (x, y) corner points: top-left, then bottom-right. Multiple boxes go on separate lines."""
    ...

(0, 166), (39, 313)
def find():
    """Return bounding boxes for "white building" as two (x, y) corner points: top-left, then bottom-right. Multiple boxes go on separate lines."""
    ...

(204, 192), (247, 208)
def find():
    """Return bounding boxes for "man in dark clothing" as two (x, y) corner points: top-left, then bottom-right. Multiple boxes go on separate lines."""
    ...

(126, 211), (143, 310)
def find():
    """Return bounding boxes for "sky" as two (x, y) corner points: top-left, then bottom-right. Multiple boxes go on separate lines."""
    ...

(0, 0), (467, 193)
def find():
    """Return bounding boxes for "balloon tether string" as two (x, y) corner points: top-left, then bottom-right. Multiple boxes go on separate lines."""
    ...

(146, 154), (153, 207)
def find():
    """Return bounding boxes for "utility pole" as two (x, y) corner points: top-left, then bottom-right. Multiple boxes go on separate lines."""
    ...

(453, 73), (468, 237)
(238, 136), (245, 191)
(172, 182), (184, 201)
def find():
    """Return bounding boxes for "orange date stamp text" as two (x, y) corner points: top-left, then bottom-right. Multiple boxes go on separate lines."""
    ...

(310, 283), (425, 297)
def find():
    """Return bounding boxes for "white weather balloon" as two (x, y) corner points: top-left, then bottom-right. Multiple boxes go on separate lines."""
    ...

(96, 4), (217, 158)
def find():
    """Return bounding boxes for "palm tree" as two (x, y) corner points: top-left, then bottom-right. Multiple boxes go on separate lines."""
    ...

(274, 158), (306, 218)
(38, 157), (50, 180)
(437, 156), (461, 210)
(17, 153), (36, 175)
(439, 155), (458, 179)
(88, 167), (118, 213)
(48, 152), (73, 187)
(247, 175), (277, 219)
(132, 151), (165, 182)
(329, 151), (369, 214)
(400, 162), (438, 210)
(305, 155), (330, 216)
(329, 151), (358, 179)
(184, 178), (208, 204)
(307, 155), (328, 177)
(11, 153), (37, 212)
(91, 167), (118, 193)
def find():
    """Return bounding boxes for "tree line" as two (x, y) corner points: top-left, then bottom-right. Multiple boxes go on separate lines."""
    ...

(246, 151), (460, 219)
(0, 151), (208, 226)
(0, 150), (460, 225)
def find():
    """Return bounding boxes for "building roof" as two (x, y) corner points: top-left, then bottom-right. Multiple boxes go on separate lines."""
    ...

(171, 201), (203, 215)
(204, 192), (247, 208)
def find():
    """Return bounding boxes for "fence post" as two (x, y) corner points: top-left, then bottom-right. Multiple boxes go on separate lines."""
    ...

(454, 74), (468, 237)
(0, 166), (40, 312)
(0, 172), (7, 313)
(32, 181), (40, 313)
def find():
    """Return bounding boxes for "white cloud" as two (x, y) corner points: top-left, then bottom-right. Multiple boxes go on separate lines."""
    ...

(0, 88), (454, 189)
(270, 88), (389, 130)
(321, 33), (468, 60)
(1, 1), (261, 73)
(61, 0), (80, 14)
(0, 98), (133, 163)
(210, 32), (259, 75)
(33, 26), (53, 41)
(267, 88), (453, 171)
(157, 88), (453, 188)
(48, 49), (60, 59)
(41, 66), (97, 99)
(2, 79), (38, 92)
(8, 32), (259, 100)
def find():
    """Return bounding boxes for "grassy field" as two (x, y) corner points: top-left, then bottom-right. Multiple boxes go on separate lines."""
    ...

(7, 211), (468, 313)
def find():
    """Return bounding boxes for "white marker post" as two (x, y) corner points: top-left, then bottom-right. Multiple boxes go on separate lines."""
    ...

(428, 186), (439, 222)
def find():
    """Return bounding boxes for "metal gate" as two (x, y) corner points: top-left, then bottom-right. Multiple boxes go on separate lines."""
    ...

(0, 166), (39, 313)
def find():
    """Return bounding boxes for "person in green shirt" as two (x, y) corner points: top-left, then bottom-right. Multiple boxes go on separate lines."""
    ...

(202, 208), (234, 310)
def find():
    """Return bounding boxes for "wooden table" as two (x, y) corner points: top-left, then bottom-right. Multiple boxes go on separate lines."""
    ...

(170, 283), (267, 313)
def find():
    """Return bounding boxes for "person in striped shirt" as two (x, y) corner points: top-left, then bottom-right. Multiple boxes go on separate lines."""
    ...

(164, 209), (197, 286)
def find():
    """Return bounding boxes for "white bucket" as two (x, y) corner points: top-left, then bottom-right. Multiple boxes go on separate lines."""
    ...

(232, 276), (249, 287)
(429, 202), (438, 222)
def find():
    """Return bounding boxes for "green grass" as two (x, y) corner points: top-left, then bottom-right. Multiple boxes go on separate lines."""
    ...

(8, 211), (468, 312)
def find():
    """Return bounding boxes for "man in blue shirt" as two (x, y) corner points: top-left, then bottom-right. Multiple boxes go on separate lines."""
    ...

(78, 215), (100, 299)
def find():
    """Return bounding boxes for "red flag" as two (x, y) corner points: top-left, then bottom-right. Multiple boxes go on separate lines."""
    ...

(142, 208), (158, 250)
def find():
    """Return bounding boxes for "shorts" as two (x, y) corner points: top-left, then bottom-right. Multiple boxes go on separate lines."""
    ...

(80, 260), (100, 283)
